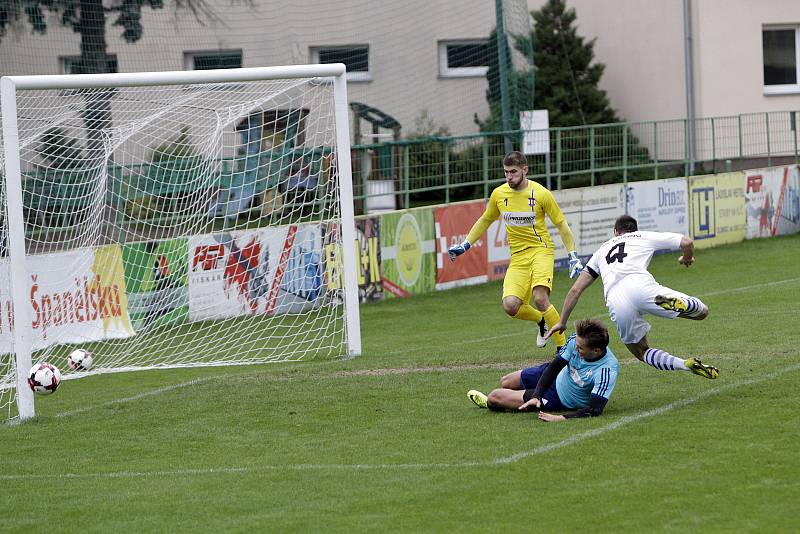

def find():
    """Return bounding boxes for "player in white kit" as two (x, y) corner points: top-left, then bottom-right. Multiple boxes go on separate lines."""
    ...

(545, 215), (719, 379)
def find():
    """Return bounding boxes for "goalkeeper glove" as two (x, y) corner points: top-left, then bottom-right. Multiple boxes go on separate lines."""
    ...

(568, 251), (584, 279)
(448, 241), (471, 262)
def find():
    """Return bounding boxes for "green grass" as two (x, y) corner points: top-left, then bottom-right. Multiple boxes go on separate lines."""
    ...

(2, 234), (800, 532)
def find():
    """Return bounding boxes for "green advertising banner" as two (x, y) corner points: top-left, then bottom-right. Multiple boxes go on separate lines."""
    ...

(380, 208), (436, 298)
(122, 239), (189, 330)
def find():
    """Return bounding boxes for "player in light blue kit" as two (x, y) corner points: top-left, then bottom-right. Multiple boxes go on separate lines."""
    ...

(467, 318), (619, 421)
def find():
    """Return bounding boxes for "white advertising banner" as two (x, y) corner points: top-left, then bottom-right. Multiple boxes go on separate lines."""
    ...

(0, 245), (134, 353)
(546, 186), (584, 262)
(546, 183), (625, 264)
(188, 224), (324, 321)
(744, 165), (800, 239)
(622, 178), (689, 235)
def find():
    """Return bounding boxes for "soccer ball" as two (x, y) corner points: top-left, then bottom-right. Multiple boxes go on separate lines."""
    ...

(68, 348), (93, 371)
(27, 362), (62, 395)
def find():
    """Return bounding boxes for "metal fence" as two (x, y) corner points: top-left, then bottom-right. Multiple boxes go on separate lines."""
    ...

(351, 110), (800, 215)
(16, 110), (800, 229)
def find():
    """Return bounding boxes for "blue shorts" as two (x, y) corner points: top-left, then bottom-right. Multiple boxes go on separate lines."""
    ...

(520, 363), (565, 411)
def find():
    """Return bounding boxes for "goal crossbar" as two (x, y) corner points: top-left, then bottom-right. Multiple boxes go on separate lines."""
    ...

(2, 63), (346, 91)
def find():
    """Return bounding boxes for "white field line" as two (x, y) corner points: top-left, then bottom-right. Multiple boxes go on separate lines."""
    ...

(2, 362), (799, 481)
(2, 377), (221, 427)
(53, 376), (219, 418)
(5, 275), (797, 424)
(699, 276), (800, 297)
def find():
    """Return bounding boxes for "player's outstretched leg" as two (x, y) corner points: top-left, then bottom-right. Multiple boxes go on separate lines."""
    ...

(684, 358), (720, 379)
(655, 295), (708, 319)
(467, 389), (488, 408)
(643, 348), (719, 379)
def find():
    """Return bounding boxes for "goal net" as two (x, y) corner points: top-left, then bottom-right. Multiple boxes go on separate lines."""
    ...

(0, 65), (360, 421)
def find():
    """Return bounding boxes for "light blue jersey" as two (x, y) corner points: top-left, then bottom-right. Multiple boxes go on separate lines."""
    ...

(555, 334), (619, 409)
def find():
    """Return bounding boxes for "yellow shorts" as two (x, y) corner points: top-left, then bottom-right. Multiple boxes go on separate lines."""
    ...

(502, 247), (554, 302)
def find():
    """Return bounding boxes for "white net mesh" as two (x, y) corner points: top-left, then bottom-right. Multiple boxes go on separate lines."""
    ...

(1, 71), (352, 420)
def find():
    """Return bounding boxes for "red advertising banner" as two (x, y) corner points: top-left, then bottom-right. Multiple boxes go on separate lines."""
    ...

(434, 201), (488, 290)
(486, 217), (511, 281)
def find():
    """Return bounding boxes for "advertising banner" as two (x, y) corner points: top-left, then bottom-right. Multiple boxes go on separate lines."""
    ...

(546, 186), (586, 265)
(434, 201), (488, 290)
(323, 216), (384, 303)
(488, 183), (624, 280)
(122, 239), (188, 330)
(380, 209), (436, 298)
(622, 178), (689, 235)
(486, 211), (511, 282)
(574, 183), (624, 255)
(744, 165), (800, 239)
(0, 245), (134, 353)
(547, 183), (625, 267)
(688, 172), (746, 249)
(188, 224), (324, 320)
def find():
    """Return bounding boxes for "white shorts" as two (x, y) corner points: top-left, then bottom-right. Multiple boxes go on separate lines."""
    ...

(605, 276), (690, 344)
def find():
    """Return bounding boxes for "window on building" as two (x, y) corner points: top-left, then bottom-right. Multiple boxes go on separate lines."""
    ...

(763, 26), (800, 94)
(61, 55), (118, 74)
(439, 40), (489, 77)
(184, 50), (243, 70)
(310, 46), (370, 82)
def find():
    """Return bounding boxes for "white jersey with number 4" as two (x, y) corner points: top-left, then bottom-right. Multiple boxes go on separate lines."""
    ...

(585, 231), (683, 300)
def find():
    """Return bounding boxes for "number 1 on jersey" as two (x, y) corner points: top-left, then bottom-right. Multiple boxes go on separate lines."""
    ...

(605, 242), (627, 264)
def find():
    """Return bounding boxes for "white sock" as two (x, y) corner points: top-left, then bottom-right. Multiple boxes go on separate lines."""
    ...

(680, 297), (707, 318)
(644, 348), (688, 371)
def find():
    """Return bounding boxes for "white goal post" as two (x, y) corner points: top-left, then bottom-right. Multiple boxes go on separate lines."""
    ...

(1, 64), (361, 421)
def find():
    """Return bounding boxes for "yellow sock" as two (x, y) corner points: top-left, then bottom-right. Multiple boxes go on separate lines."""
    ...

(542, 305), (566, 347)
(513, 304), (543, 323)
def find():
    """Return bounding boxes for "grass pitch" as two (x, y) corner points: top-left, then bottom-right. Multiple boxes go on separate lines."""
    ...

(2, 234), (799, 532)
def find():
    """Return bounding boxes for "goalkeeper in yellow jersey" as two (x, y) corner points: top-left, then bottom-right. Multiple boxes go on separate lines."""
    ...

(448, 151), (583, 351)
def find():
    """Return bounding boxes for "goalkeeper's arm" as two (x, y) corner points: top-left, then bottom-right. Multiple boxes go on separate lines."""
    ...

(555, 220), (584, 278)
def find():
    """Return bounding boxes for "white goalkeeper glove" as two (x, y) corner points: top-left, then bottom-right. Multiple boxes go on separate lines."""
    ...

(568, 251), (584, 279)
(448, 241), (471, 262)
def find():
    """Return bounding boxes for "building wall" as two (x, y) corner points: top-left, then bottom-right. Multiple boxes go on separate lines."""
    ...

(5, 0), (800, 140)
(528, 0), (800, 125)
(0, 0), (501, 138)
(517, 0), (688, 164)
(693, 0), (800, 119)
(529, 0), (687, 124)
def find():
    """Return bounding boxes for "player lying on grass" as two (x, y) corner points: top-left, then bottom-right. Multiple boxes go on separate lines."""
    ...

(545, 214), (719, 379)
(467, 318), (618, 421)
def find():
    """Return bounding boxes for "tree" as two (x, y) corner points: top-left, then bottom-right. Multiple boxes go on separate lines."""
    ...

(476, 0), (619, 130)
(1, 0), (166, 167)
(477, 0), (650, 186)
(531, 0), (618, 127)
(474, 27), (534, 133)
(0, 0), (223, 167)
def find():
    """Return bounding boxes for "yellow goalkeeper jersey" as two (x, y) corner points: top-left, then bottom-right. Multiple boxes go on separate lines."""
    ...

(467, 181), (566, 255)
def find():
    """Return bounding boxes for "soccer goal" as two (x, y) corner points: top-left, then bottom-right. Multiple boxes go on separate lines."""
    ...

(0, 64), (361, 421)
